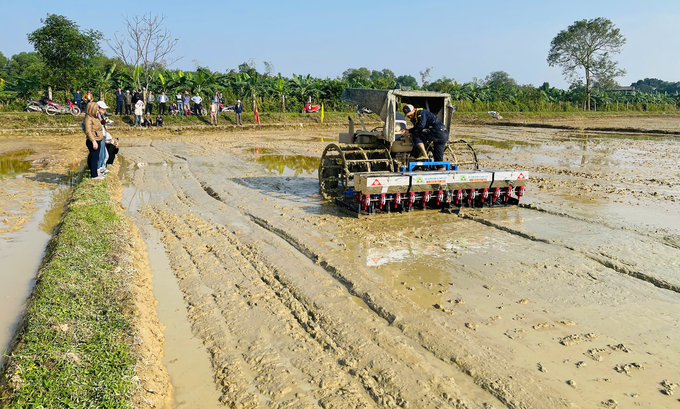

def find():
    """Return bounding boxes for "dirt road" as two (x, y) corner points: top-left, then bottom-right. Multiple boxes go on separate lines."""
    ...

(2, 119), (679, 408)
(112, 124), (680, 409)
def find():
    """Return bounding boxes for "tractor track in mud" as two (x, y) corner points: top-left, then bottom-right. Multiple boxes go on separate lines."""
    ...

(115, 126), (680, 409)
(460, 211), (680, 294)
(123, 143), (577, 409)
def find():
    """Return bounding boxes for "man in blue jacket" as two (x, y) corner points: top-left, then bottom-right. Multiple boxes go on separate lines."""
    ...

(115, 87), (124, 115)
(74, 90), (82, 110)
(401, 104), (449, 169)
(234, 99), (243, 125)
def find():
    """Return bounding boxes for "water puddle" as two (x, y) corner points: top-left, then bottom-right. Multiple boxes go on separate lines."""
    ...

(119, 160), (223, 408)
(0, 161), (81, 367)
(0, 149), (33, 180)
(138, 223), (223, 409)
(252, 152), (319, 177)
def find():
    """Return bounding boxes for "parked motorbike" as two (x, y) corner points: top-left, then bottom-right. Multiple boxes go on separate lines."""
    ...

(42, 97), (81, 116)
(302, 102), (320, 113)
(26, 98), (46, 113)
(66, 99), (81, 115)
(220, 103), (235, 112)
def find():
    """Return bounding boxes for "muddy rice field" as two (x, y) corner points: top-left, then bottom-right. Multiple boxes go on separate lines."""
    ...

(1, 118), (679, 409)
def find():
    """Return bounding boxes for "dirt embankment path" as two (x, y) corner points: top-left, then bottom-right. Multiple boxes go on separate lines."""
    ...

(116, 121), (679, 408)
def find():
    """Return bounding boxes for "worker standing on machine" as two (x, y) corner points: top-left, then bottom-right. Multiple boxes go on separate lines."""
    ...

(401, 104), (449, 170)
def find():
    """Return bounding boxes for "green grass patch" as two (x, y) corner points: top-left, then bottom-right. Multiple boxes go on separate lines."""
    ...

(1, 176), (137, 409)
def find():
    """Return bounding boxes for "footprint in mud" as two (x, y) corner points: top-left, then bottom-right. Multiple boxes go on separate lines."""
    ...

(613, 362), (643, 375)
(608, 343), (630, 353)
(559, 333), (598, 346)
(601, 398), (618, 408)
(504, 328), (527, 340)
(586, 348), (612, 362)
(465, 322), (479, 331)
(532, 322), (557, 331)
(660, 379), (677, 396)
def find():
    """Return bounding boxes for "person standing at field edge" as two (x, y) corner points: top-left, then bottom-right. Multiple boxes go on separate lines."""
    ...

(115, 87), (124, 115)
(82, 101), (106, 179)
(124, 91), (132, 115)
(157, 91), (169, 115)
(146, 90), (154, 115)
(401, 104), (449, 170)
(134, 99), (144, 127)
(235, 99), (243, 125)
(183, 92), (191, 116)
(74, 90), (82, 110)
(176, 91), (184, 116)
(191, 93), (203, 115)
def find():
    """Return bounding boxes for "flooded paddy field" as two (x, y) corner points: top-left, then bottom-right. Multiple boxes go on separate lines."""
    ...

(1, 120), (679, 408)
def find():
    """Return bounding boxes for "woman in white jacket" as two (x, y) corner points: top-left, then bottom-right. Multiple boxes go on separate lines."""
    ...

(134, 99), (144, 127)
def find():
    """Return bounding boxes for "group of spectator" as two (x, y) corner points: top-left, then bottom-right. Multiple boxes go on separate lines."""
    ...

(74, 89), (245, 127)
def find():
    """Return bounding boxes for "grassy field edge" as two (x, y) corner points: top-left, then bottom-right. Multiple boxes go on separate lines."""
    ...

(0, 166), (171, 409)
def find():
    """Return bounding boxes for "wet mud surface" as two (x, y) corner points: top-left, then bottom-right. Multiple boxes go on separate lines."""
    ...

(1, 121), (679, 408)
(113, 124), (680, 409)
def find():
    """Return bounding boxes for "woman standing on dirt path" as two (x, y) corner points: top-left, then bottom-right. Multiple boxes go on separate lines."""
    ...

(82, 102), (106, 179)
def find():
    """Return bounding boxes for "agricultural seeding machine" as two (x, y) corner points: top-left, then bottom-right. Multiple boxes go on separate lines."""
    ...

(318, 89), (528, 215)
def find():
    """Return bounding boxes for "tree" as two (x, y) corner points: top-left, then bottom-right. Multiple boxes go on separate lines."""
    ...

(108, 13), (180, 102)
(484, 71), (517, 88)
(419, 67), (433, 88)
(396, 75), (417, 88)
(27, 14), (102, 94)
(342, 67), (371, 86)
(0, 52), (8, 79)
(547, 17), (626, 110)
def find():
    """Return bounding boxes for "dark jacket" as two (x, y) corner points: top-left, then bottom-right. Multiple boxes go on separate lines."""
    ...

(409, 108), (445, 134)
(115, 90), (124, 102)
(74, 92), (82, 103)
(235, 103), (243, 114)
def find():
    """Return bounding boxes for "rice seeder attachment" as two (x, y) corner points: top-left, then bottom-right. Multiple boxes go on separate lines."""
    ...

(318, 88), (528, 216)
(335, 160), (527, 217)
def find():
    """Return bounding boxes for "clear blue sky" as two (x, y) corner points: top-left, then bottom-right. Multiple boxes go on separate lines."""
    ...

(2, 0), (679, 89)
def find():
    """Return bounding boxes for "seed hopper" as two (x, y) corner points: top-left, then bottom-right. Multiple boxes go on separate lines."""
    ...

(318, 88), (528, 215)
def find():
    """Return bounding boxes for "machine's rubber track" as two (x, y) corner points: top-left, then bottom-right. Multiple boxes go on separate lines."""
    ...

(318, 143), (394, 199)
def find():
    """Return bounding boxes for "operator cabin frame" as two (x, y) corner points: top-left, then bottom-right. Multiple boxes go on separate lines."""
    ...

(339, 88), (455, 154)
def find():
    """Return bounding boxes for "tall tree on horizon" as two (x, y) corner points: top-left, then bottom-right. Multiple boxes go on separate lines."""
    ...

(547, 17), (626, 110)
(27, 14), (102, 95)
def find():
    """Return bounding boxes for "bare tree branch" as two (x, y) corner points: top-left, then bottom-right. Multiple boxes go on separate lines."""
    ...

(107, 13), (181, 100)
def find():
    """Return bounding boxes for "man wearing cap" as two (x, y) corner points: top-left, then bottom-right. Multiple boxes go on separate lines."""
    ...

(401, 104), (449, 169)
(234, 99), (243, 125)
